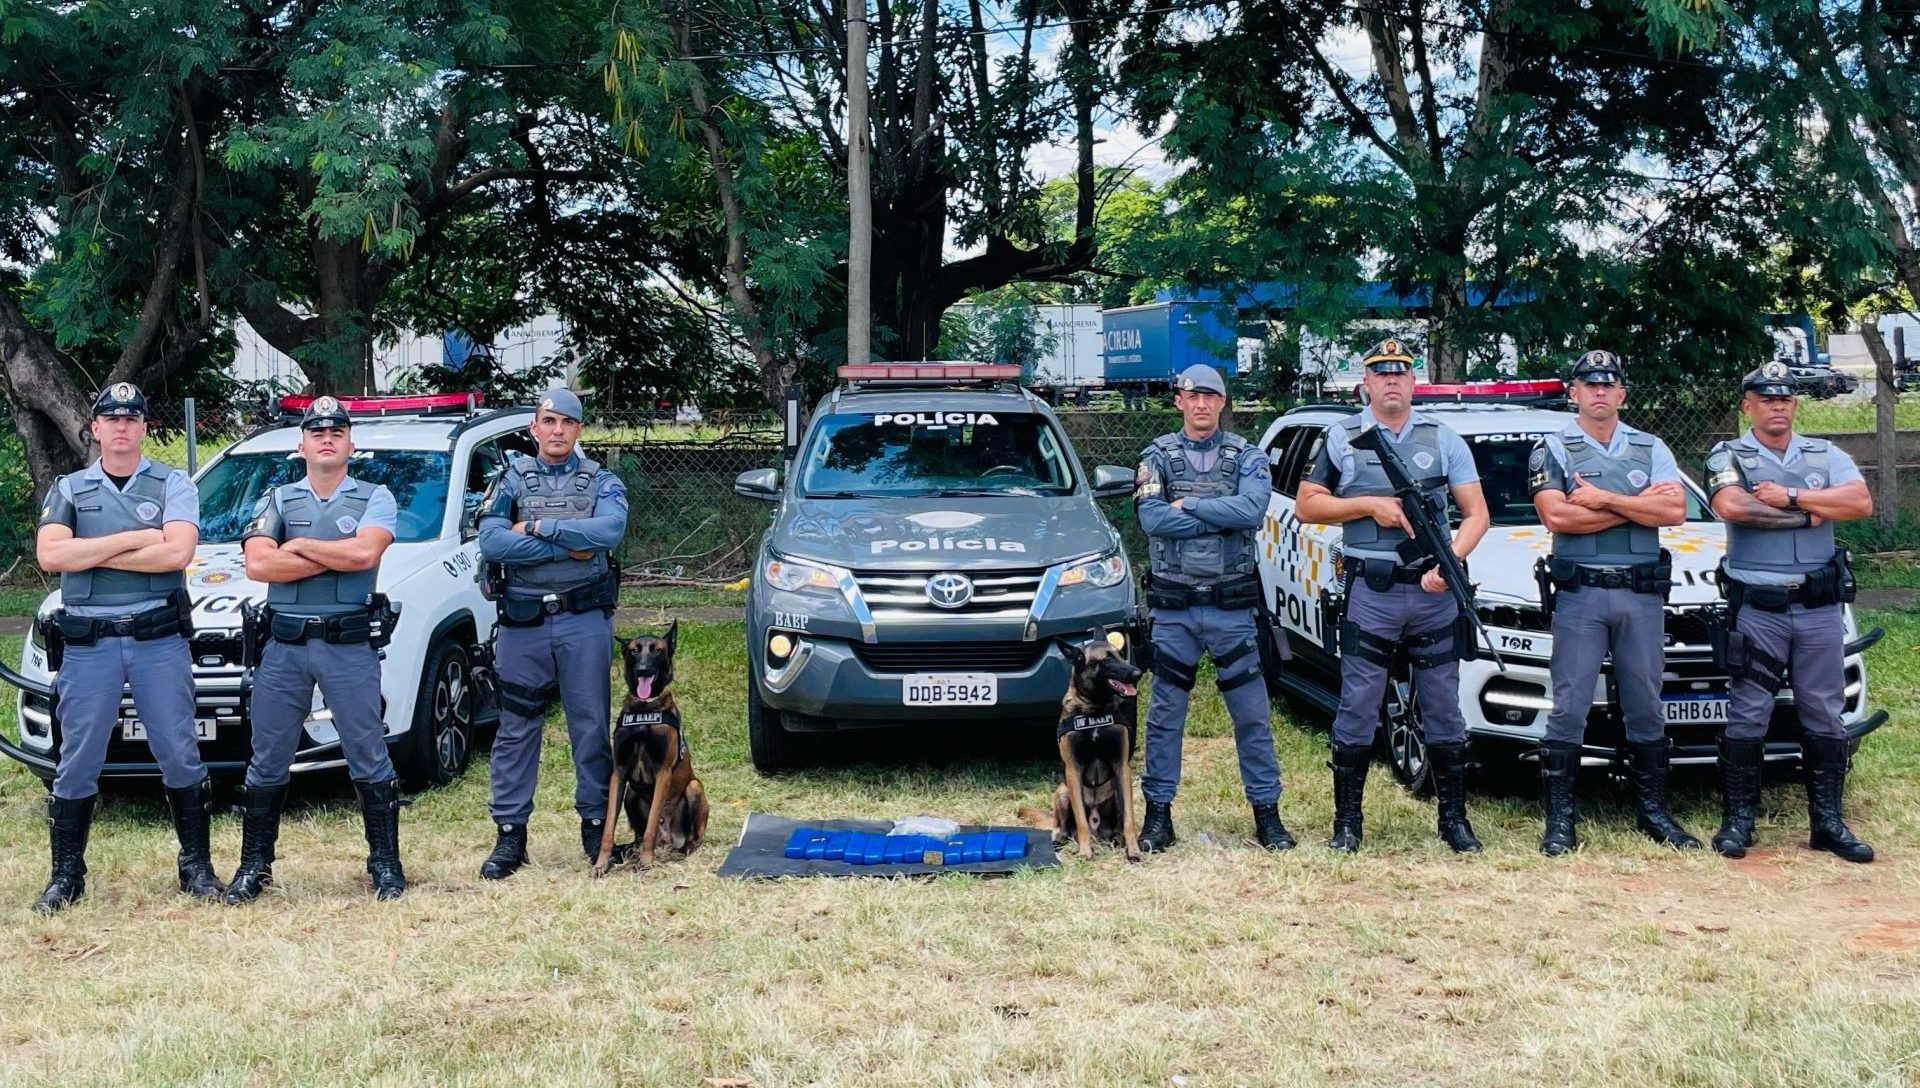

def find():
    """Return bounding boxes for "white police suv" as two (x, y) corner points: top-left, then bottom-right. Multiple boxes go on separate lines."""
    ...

(1, 394), (536, 789)
(1255, 382), (1889, 790)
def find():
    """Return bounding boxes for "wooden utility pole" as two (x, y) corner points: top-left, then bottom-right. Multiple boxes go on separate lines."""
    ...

(846, 0), (873, 365)
(1861, 317), (1900, 537)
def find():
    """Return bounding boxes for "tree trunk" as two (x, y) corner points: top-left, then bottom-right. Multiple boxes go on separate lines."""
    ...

(1860, 318), (1900, 537)
(1427, 266), (1469, 383)
(0, 293), (92, 497)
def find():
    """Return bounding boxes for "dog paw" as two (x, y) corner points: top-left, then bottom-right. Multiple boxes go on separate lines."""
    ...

(590, 863), (611, 878)
(1125, 847), (1143, 864)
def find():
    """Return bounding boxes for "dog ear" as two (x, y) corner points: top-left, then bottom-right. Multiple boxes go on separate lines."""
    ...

(1055, 637), (1085, 664)
(666, 618), (679, 654)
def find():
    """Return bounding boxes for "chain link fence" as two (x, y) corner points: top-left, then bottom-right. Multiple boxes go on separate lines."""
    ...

(11, 385), (1907, 585)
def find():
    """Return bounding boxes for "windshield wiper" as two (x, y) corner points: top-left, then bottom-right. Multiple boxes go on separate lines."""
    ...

(803, 491), (870, 499)
(929, 487), (1031, 497)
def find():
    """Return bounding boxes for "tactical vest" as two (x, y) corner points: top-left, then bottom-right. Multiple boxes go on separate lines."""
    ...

(503, 454), (612, 595)
(266, 481), (377, 616)
(1334, 416), (1451, 556)
(1722, 436), (1836, 576)
(1146, 433), (1257, 586)
(59, 462), (185, 610)
(1551, 430), (1662, 568)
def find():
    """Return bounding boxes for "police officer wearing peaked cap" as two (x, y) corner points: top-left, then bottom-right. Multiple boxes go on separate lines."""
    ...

(476, 387), (630, 879)
(1704, 361), (1876, 862)
(1528, 349), (1698, 856)
(1295, 338), (1491, 853)
(228, 395), (408, 902)
(1134, 363), (1294, 853)
(31, 382), (217, 912)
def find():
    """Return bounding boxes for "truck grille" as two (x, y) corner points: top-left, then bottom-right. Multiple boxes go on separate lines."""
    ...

(853, 640), (1047, 673)
(851, 567), (1046, 620)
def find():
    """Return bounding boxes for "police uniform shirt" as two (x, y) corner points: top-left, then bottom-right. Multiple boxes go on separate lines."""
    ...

(1709, 428), (1862, 586)
(40, 458), (199, 619)
(1530, 421), (1683, 496)
(247, 477), (399, 552)
(1306, 409), (1479, 559)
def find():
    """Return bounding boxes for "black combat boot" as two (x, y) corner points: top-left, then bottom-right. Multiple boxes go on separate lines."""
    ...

(32, 794), (97, 914)
(1327, 744), (1370, 853)
(1628, 740), (1702, 850)
(1802, 734), (1874, 863)
(165, 777), (226, 900)
(581, 817), (610, 862)
(356, 778), (408, 901)
(223, 785), (287, 905)
(1427, 742), (1483, 854)
(1540, 742), (1580, 857)
(1712, 738), (1765, 859)
(1137, 800), (1176, 853)
(479, 823), (529, 880)
(1251, 802), (1296, 851)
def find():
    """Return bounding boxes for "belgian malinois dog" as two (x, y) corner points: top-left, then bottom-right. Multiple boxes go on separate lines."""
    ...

(593, 621), (709, 875)
(1048, 635), (1144, 862)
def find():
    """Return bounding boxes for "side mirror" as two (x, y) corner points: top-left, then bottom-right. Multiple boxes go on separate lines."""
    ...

(461, 494), (483, 541)
(1090, 464), (1134, 499)
(734, 467), (782, 501)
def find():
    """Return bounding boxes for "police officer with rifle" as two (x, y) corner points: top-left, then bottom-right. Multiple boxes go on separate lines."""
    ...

(1134, 364), (1293, 853)
(231, 396), (405, 902)
(1295, 338), (1491, 854)
(32, 383), (214, 912)
(476, 388), (629, 879)
(1705, 361), (1876, 862)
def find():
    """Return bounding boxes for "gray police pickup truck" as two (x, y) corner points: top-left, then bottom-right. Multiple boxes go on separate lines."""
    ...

(733, 363), (1144, 771)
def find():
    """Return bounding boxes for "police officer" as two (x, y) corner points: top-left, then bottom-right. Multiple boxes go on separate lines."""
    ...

(1705, 361), (1876, 862)
(31, 383), (216, 912)
(1528, 349), (1695, 856)
(1296, 338), (1489, 853)
(1135, 363), (1292, 852)
(228, 396), (406, 902)
(475, 388), (628, 878)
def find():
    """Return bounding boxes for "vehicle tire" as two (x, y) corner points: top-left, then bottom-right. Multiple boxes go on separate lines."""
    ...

(397, 639), (477, 790)
(747, 674), (806, 774)
(1376, 659), (1434, 798)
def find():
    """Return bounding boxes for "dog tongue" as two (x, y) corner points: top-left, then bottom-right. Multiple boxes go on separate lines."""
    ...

(633, 675), (655, 700)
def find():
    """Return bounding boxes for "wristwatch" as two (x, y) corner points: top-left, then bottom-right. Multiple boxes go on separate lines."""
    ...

(1786, 487), (1800, 510)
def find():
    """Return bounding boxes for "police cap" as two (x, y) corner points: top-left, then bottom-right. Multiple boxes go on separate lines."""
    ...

(1174, 365), (1227, 396)
(537, 387), (585, 422)
(1741, 359), (1799, 397)
(1362, 338), (1416, 374)
(1570, 349), (1624, 385)
(91, 382), (147, 419)
(300, 395), (352, 430)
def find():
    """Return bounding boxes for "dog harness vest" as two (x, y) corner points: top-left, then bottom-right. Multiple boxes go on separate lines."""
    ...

(614, 706), (687, 763)
(1056, 711), (1120, 738)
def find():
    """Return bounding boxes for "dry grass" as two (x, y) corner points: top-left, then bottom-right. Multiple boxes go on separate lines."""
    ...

(2, 614), (1919, 1087)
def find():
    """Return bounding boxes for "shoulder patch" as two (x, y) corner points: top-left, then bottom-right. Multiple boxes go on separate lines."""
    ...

(1706, 449), (1731, 473)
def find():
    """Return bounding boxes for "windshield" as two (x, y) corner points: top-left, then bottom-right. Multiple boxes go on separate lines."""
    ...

(1464, 435), (1713, 526)
(799, 412), (1075, 497)
(196, 449), (453, 544)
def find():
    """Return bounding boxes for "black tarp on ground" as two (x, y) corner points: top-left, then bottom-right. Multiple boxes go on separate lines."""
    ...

(715, 812), (1060, 879)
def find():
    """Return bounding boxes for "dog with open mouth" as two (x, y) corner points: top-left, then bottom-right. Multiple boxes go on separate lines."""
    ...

(1049, 634), (1145, 862)
(592, 620), (709, 875)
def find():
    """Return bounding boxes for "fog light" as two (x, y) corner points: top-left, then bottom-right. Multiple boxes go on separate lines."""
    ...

(768, 633), (794, 661)
(1105, 630), (1127, 652)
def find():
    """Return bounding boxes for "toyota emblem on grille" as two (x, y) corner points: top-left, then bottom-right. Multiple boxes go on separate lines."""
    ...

(926, 572), (974, 609)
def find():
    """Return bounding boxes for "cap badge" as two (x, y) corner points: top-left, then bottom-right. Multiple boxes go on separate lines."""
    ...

(111, 382), (134, 400)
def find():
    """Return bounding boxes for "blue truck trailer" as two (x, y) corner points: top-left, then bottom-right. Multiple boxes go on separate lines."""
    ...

(1100, 301), (1239, 389)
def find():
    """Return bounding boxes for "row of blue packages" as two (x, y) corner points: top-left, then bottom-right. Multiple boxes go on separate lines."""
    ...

(781, 828), (1029, 865)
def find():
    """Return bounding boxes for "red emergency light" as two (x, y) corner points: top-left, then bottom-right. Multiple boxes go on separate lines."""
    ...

(1412, 379), (1566, 403)
(279, 392), (483, 417)
(836, 363), (1023, 382)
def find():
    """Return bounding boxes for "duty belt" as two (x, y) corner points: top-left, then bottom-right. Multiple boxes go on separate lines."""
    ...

(50, 588), (192, 647)
(268, 609), (375, 645)
(497, 577), (618, 626)
(1341, 556), (1429, 588)
(1547, 554), (1671, 595)
(1720, 553), (1856, 613)
(1143, 573), (1260, 610)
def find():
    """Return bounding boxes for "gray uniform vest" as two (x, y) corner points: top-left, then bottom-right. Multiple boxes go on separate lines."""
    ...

(266, 482), (377, 616)
(1552, 430), (1661, 568)
(1334, 417), (1451, 554)
(503, 454), (611, 595)
(59, 463), (184, 610)
(1147, 433), (1256, 586)
(1722, 436), (1836, 576)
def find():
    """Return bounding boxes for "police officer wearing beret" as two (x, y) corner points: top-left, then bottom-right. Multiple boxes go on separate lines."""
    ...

(1135, 363), (1293, 853)
(229, 396), (407, 902)
(1529, 350), (1696, 855)
(1296, 338), (1489, 853)
(32, 383), (215, 912)
(475, 388), (629, 879)
(1704, 361), (1876, 862)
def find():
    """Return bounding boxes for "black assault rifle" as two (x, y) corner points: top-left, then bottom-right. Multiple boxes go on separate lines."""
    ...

(1348, 425), (1507, 672)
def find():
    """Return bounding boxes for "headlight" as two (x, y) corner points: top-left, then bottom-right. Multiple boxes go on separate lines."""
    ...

(27, 619), (45, 653)
(765, 555), (840, 593)
(1059, 552), (1128, 589)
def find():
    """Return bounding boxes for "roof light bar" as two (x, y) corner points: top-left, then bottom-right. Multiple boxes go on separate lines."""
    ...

(836, 363), (1023, 382)
(278, 393), (483, 416)
(1412, 379), (1566, 402)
